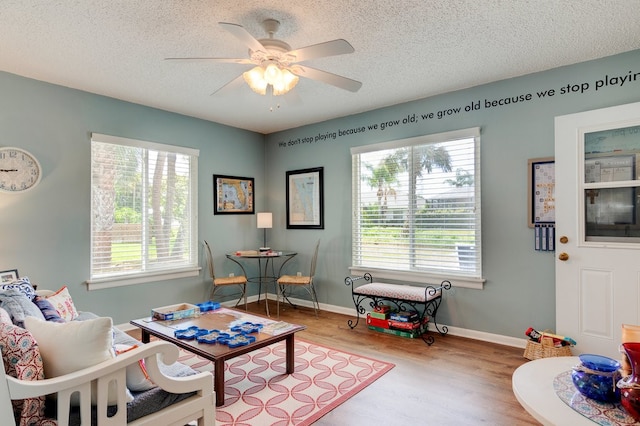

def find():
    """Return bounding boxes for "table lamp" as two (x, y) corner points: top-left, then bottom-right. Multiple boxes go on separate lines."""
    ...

(257, 212), (272, 251)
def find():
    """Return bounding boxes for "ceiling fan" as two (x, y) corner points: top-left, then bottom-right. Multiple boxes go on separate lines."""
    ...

(166, 19), (362, 97)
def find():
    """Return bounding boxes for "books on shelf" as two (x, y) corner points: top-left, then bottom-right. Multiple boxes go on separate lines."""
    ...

(366, 312), (428, 337)
(367, 320), (429, 339)
(368, 311), (389, 320)
(366, 314), (390, 329)
(373, 305), (391, 314)
(389, 310), (419, 322)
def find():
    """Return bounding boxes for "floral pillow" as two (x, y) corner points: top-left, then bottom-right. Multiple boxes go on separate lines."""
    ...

(0, 319), (56, 426)
(45, 286), (78, 321)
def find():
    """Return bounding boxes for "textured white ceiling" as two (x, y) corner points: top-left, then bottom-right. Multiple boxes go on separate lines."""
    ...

(1, 1), (639, 134)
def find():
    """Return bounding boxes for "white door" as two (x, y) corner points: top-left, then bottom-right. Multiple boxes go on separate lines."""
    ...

(556, 101), (640, 359)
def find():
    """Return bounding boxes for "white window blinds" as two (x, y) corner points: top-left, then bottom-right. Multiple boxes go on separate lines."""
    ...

(351, 128), (481, 281)
(89, 133), (199, 286)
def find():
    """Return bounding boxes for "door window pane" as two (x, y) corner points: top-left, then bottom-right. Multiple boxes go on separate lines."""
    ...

(584, 125), (640, 242)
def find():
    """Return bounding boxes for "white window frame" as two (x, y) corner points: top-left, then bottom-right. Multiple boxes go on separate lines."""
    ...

(350, 127), (485, 289)
(87, 133), (199, 290)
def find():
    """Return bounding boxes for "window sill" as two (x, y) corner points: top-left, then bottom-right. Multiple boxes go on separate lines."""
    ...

(348, 266), (485, 290)
(86, 267), (201, 291)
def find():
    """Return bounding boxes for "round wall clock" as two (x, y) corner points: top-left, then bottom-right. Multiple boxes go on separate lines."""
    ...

(0, 147), (42, 193)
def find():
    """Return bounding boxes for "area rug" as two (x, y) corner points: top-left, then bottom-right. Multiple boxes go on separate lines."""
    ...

(177, 339), (394, 425)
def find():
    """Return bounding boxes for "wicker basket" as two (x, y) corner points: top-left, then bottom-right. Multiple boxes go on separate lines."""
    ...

(523, 337), (572, 360)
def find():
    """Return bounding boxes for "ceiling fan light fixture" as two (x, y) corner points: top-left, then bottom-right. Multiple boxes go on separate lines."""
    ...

(272, 69), (299, 96)
(263, 63), (282, 85)
(243, 66), (268, 95)
(243, 63), (298, 96)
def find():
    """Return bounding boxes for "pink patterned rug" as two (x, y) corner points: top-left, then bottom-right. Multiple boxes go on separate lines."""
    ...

(177, 338), (394, 425)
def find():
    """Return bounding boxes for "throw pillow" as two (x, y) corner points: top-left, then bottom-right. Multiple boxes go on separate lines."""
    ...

(0, 277), (36, 300)
(0, 289), (45, 327)
(0, 321), (55, 426)
(32, 296), (66, 323)
(24, 316), (132, 406)
(114, 343), (156, 392)
(45, 285), (79, 321)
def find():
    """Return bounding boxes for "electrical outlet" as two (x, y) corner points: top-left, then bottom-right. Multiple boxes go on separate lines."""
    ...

(296, 272), (302, 276)
(229, 273), (234, 277)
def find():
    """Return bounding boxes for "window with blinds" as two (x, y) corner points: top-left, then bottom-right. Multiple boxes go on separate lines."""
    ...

(351, 127), (481, 282)
(89, 133), (199, 288)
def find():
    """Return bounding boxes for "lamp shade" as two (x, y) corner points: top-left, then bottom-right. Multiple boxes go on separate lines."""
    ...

(242, 64), (298, 96)
(257, 212), (273, 229)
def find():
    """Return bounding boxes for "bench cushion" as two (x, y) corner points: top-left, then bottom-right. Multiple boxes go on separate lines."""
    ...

(353, 282), (441, 303)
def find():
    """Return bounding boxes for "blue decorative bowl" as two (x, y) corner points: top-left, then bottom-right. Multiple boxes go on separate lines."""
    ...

(572, 354), (621, 402)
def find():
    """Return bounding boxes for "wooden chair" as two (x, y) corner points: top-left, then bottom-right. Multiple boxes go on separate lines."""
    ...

(203, 240), (248, 310)
(277, 239), (320, 318)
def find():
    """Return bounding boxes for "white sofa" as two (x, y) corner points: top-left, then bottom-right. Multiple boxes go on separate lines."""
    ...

(0, 286), (215, 425)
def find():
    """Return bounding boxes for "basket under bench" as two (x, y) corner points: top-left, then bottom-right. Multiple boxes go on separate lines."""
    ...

(344, 273), (451, 345)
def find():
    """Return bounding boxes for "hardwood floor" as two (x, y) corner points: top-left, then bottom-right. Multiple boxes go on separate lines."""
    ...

(248, 300), (538, 425)
(129, 300), (540, 425)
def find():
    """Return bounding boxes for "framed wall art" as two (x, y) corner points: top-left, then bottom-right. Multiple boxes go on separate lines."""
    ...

(0, 269), (19, 284)
(213, 174), (254, 215)
(286, 167), (324, 229)
(528, 157), (555, 227)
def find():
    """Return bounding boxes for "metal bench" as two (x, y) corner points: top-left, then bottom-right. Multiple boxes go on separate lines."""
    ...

(345, 273), (451, 345)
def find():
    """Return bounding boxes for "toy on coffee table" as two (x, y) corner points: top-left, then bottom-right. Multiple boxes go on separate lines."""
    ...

(230, 322), (263, 334)
(220, 333), (256, 348)
(174, 326), (208, 340)
(196, 329), (231, 344)
(196, 300), (220, 312)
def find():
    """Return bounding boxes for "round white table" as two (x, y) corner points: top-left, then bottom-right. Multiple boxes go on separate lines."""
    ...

(512, 356), (594, 425)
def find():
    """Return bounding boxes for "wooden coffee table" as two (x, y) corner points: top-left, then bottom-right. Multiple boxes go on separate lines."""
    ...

(130, 307), (306, 406)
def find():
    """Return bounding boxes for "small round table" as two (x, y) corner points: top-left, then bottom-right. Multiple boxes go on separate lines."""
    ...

(226, 251), (297, 316)
(512, 356), (594, 425)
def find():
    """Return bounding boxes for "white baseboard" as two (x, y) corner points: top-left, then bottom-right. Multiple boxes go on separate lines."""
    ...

(260, 293), (528, 349)
(117, 293), (528, 349)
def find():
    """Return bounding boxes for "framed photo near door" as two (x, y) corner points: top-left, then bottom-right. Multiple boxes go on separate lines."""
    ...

(286, 167), (324, 229)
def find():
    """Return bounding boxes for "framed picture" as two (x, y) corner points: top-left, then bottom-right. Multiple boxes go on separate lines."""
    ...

(528, 157), (555, 227)
(213, 175), (254, 215)
(286, 167), (324, 229)
(0, 269), (19, 284)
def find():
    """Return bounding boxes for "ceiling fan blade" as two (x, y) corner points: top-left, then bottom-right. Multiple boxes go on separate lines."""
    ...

(210, 75), (246, 96)
(291, 65), (362, 92)
(219, 22), (265, 53)
(287, 39), (355, 62)
(165, 57), (254, 65)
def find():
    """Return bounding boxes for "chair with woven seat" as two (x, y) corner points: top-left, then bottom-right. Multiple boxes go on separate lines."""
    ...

(277, 239), (320, 318)
(203, 240), (248, 310)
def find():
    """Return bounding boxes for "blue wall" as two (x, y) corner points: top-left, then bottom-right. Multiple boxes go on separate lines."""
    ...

(1, 49), (639, 340)
(264, 49), (640, 338)
(0, 72), (265, 322)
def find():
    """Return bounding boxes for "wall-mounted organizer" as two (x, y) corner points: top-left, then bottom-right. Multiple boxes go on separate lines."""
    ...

(528, 157), (556, 251)
(534, 224), (555, 252)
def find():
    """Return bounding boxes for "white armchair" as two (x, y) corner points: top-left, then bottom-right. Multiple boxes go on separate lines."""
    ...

(0, 340), (215, 425)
